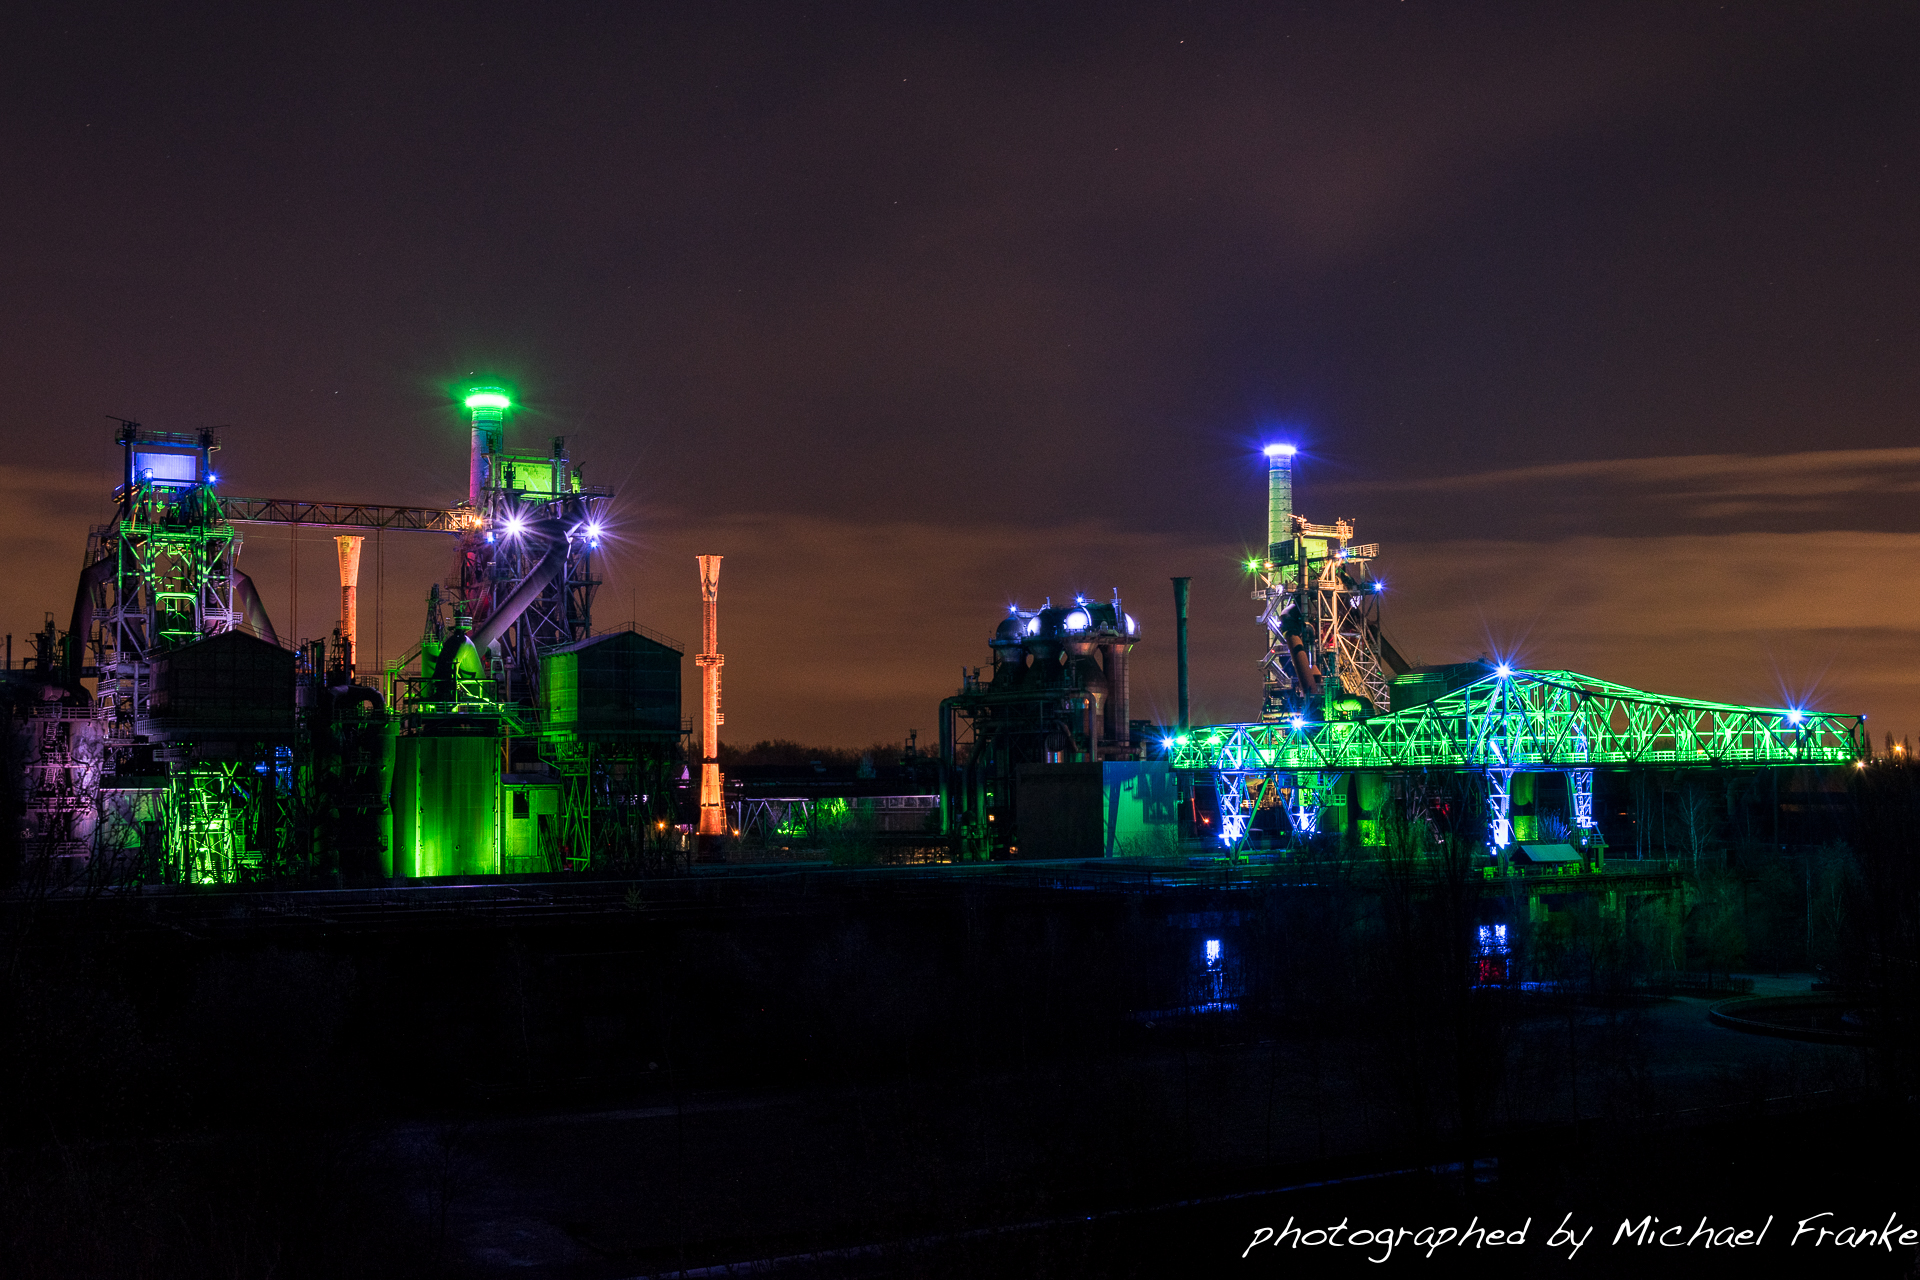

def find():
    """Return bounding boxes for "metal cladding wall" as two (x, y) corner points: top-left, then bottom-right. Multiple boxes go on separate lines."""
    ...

(540, 630), (682, 739)
(137, 630), (295, 740)
(502, 778), (561, 873)
(389, 735), (499, 877)
(1013, 762), (1180, 858)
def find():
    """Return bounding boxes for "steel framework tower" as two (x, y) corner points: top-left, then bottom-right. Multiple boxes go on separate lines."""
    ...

(445, 388), (608, 705)
(62, 424), (292, 884)
(695, 555), (726, 839)
(1254, 444), (1392, 724)
(77, 424), (262, 735)
(1241, 444), (1396, 841)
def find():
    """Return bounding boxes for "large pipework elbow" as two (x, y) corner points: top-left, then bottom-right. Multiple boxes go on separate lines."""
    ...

(232, 570), (279, 644)
(1287, 633), (1322, 698)
(65, 558), (117, 687)
(472, 520), (568, 653)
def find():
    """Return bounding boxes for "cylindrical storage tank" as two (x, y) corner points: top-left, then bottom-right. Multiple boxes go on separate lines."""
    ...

(389, 733), (499, 877)
(388, 736), (417, 878)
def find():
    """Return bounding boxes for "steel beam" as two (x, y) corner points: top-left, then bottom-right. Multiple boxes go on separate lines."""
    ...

(220, 496), (466, 532)
(1172, 668), (1864, 774)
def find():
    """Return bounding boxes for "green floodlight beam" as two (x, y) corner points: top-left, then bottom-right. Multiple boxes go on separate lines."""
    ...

(464, 389), (511, 411)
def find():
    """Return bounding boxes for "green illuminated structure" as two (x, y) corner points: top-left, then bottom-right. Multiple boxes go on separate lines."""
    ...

(538, 627), (686, 870)
(372, 389), (678, 879)
(60, 425), (298, 885)
(33, 393), (685, 888)
(390, 735), (501, 876)
(1172, 665), (1867, 853)
(142, 631), (297, 882)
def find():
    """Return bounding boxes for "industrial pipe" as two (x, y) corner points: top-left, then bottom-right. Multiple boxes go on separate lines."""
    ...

(1287, 631), (1322, 697)
(232, 571), (279, 644)
(65, 558), (115, 683)
(472, 520), (567, 653)
(1172, 576), (1191, 732)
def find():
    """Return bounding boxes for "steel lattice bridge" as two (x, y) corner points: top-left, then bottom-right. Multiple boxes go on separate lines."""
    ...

(1168, 667), (1866, 851)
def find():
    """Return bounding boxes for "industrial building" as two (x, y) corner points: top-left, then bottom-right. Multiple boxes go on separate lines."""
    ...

(930, 442), (1867, 864)
(0, 400), (1872, 886)
(1168, 443), (1867, 857)
(937, 593), (1179, 860)
(2, 392), (686, 887)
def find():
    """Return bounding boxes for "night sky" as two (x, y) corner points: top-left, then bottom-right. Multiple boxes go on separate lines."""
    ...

(5, 3), (1917, 745)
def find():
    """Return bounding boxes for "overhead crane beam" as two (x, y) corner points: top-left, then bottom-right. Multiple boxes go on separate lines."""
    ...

(219, 496), (467, 533)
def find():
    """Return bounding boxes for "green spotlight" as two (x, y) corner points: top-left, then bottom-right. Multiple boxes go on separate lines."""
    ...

(464, 389), (511, 410)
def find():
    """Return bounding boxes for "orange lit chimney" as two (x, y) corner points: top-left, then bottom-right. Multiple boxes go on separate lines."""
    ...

(336, 535), (363, 672)
(695, 555), (725, 838)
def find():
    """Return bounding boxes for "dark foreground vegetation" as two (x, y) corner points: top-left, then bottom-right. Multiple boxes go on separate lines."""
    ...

(0, 760), (1914, 1277)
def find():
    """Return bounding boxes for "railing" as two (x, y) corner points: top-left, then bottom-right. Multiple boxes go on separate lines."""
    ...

(580, 619), (686, 655)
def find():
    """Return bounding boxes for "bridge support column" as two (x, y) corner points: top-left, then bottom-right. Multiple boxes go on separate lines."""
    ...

(1286, 771), (1344, 845)
(1569, 768), (1595, 831)
(1213, 769), (1258, 852)
(1486, 768), (1514, 850)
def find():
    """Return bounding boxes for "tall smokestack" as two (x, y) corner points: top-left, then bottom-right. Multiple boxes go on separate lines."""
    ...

(695, 555), (726, 841)
(464, 388), (510, 504)
(1172, 576), (1191, 731)
(336, 535), (363, 673)
(1265, 444), (1296, 560)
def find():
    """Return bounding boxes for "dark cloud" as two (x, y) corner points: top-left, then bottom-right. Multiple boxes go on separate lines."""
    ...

(1320, 447), (1920, 540)
(3, 3), (1917, 741)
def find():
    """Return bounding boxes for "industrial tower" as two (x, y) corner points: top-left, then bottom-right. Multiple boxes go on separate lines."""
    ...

(336, 536), (363, 671)
(1254, 444), (1394, 723)
(76, 424), (275, 734)
(938, 592), (1143, 859)
(1172, 444), (1867, 855)
(59, 423), (291, 883)
(695, 555), (725, 840)
(15, 388), (687, 888)
(445, 388), (607, 703)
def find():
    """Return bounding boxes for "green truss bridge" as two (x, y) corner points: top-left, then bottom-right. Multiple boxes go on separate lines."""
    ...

(1168, 667), (1866, 851)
